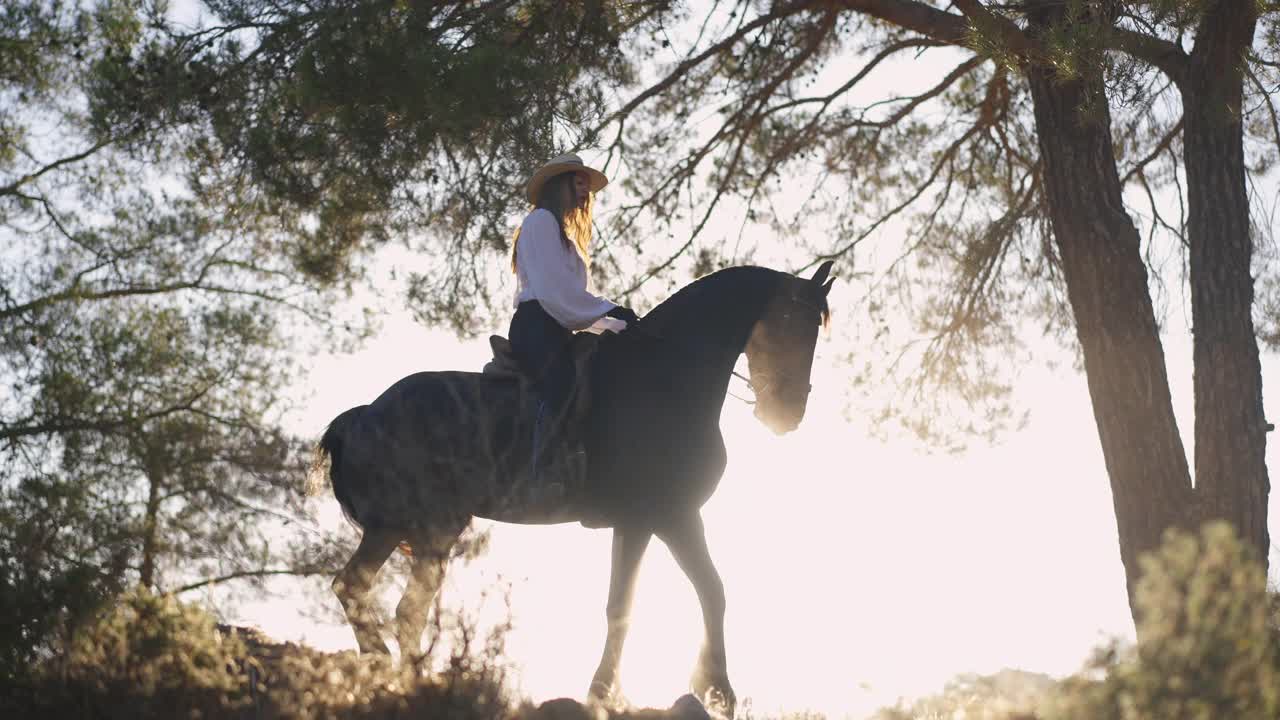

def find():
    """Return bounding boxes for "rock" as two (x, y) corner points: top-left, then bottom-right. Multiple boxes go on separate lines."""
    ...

(521, 693), (711, 720)
(669, 694), (711, 719)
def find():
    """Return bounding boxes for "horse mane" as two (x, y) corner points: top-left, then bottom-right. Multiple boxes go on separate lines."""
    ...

(636, 264), (833, 343)
(639, 266), (787, 338)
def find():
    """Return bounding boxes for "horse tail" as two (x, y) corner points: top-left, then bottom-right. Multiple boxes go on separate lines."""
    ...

(307, 405), (370, 530)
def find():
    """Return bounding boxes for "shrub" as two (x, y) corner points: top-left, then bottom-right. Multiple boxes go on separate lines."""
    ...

(1047, 521), (1280, 720)
(8, 586), (515, 719)
(12, 586), (254, 718)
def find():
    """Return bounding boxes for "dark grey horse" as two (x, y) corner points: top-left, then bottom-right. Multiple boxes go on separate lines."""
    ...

(311, 262), (834, 717)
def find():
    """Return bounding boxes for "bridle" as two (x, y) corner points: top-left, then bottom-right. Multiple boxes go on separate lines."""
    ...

(729, 369), (760, 405)
(728, 295), (822, 406)
(729, 369), (814, 406)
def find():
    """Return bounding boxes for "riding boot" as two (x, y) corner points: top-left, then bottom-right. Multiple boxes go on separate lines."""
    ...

(553, 405), (606, 527)
(530, 402), (574, 494)
(530, 400), (591, 512)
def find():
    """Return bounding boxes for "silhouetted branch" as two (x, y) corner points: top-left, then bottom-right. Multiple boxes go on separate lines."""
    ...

(1109, 27), (1190, 87)
(1121, 116), (1184, 186)
(172, 568), (326, 595)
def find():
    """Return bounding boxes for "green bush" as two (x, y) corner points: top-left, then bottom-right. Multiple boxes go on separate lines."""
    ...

(1047, 521), (1280, 720)
(7, 586), (514, 719)
(8, 587), (253, 718)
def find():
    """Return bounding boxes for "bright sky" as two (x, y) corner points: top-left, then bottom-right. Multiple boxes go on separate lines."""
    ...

(223, 263), (1280, 718)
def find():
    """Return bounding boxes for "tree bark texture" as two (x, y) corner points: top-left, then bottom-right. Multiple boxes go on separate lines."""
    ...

(140, 459), (163, 591)
(1182, 0), (1270, 564)
(1022, 52), (1194, 615)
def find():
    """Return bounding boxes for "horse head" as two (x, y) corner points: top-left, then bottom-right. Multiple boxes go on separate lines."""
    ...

(744, 260), (834, 435)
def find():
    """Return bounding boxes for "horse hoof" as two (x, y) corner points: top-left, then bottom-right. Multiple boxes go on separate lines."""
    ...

(586, 680), (628, 711)
(700, 686), (735, 719)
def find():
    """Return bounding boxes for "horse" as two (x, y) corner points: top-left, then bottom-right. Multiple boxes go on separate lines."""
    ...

(310, 261), (835, 717)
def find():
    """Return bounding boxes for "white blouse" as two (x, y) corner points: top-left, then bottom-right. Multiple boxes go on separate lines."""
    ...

(513, 209), (625, 333)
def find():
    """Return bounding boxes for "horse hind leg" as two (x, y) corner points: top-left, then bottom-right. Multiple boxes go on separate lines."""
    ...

(395, 527), (463, 661)
(334, 527), (401, 655)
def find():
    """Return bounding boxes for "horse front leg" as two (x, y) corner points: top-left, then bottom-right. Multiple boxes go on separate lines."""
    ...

(658, 512), (735, 718)
(588, 526), (652, 708)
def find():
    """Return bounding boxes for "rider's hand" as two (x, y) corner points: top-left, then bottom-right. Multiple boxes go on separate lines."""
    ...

(596, 316), (627, 334)
(606, 306), (640, 326)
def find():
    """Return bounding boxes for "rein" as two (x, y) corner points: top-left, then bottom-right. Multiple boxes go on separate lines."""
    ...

(729, 370), (757, 406)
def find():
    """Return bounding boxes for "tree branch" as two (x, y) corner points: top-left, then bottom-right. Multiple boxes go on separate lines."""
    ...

(761, 37), (948, 119)
(950, 0), (1036, 56)
(1109, 27), (1189, 87)
(619, 7), (840, 295)
(851, 54), (986, 129)
(0, 136), (123, 198)
(0, 383), (218, 442)
(591, 0), (821, 135)
(1121, 115), (1184, 186)
(171, 567), (326, 595)
(835, 0), (970, 44)
(1246, 64), (1280, 154)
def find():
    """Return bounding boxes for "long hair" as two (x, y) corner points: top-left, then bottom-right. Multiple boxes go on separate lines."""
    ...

(510, 172), (594, 272)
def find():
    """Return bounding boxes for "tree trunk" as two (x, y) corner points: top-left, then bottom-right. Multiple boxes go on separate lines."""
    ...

(1182, 0), (1269, 566)
(1022, 39), (1194, 617)
(140, 466), (162, 590)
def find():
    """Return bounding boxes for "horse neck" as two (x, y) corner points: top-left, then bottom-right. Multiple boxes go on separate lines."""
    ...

(646, 270), (778, 413)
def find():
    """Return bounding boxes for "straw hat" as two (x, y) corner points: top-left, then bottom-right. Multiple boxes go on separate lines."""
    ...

(525, 153), (609, 204)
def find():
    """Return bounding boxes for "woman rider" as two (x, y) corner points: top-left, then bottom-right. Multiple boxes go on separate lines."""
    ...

(508, 154), (638, 481)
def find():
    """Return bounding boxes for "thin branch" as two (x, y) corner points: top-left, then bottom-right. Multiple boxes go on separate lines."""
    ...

(1121, 115), (1184, 186)
(0, 136), (123, 197)
(1246, 65), (1280, 154)
(620, 8), (840, 295)
(822, 119), (987, 265)
(591, 0), (821, 134)
(761, 37), (947, 119)
(0, 383), (219, 442)
(854, 54), (986, 129)
(1250, 52), (1280, 70)
(171, 567), (326, 595)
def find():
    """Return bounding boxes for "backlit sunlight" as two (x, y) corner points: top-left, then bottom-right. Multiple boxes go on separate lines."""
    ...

(217, 305), (1228, 718)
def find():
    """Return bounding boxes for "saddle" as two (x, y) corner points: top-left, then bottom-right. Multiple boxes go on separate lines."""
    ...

(482, 333), (600, 422)
(479, 329), (626, 528)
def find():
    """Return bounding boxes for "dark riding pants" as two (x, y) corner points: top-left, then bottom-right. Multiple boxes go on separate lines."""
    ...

(508, 300), (574, 416)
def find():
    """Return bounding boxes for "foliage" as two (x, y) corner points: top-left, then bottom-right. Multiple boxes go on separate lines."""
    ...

(56, 587), (254, 717)
(863, 524), (1280, 720)
(551, 0), (1280, 450)
(5, 586), (515, 720)
(0, 0), (667, 674)
(1046, 522), (1280, 720)
(0, 289), (341, 675)
(871, 669), (1053, 719)
(61, 0), (663, 331)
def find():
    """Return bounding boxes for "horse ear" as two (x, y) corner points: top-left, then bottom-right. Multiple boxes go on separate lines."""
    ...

(810, 260), (834, 287)
(820, 277), (835, 297)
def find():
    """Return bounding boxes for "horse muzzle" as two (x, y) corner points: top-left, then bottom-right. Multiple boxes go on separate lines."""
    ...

(755, 405), (801, 435)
